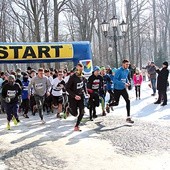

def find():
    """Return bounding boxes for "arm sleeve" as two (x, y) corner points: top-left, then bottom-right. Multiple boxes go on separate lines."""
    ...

(83, 78), (88, 95)
(66, 76), (76, 98)
(28, 79), (34, 96)
(133, 75), (136, 85)
(156, 69), (160, 74)
(114, 70), (126, 87)
(1, 85), (7, 98)
(17, 84), (22, 96)
(46, 78), (52, 93)
(87, 76), (93, 89)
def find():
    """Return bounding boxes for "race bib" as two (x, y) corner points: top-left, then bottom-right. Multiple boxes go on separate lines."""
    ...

(35, 83), (43, 90)
(121, 78), (126, 83)
(92, 79), (100, 89)
(23, 86), (28, 91)
(7, 90), (16, 98)
(77, 82), (83, 89)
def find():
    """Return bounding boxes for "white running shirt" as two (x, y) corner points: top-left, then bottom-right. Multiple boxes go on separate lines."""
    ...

(51, 78), (64, 96)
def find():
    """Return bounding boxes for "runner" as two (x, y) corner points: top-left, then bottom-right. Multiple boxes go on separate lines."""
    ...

(21, 72), (30, 118)
(2, 75), (22, 130)
(51, 70), (65, 118)
(28, 68), (51, 124)
(111, 59), (134, 124)
(87, 66), (102, 121)
(66, 63), (89, 131)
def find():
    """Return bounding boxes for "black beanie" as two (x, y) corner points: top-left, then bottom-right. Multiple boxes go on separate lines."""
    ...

(163, 61), (168, 67)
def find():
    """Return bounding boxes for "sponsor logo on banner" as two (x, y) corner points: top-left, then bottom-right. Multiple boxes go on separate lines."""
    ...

(80, 60), (93, 75)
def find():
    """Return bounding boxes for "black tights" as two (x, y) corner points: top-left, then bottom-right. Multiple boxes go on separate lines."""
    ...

(114, 89), (130, 117)
(68, 96), (84, 127)
(135, 86), (141, 98)
(108, 90), (115, 104)
(21, 99), (29, 115)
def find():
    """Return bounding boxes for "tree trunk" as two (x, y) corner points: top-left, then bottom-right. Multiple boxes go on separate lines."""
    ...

(43, 0), (49, 42)
(54, 0), (59, 42)
(153, 0), (157, 61)
(54, 0), (60, 69)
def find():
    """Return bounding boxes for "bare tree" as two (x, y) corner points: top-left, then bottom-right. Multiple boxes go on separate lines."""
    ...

(53, 0), (68, 41)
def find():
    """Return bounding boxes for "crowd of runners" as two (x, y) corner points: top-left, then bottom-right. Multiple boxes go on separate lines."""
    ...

(0, 59), (169, 131)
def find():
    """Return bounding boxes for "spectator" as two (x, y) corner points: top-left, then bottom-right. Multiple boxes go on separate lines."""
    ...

(154, 62), (169, 106)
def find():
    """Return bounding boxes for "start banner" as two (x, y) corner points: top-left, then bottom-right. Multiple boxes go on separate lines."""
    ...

(0, 44), (73, 60)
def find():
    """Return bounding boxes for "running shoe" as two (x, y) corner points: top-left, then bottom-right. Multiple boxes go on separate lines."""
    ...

(41, 120), (46, 124)
(74, 126), (82, 131)
(106, 104), (110, 113)
(12, 117), (18, 125)
(102, 111), (106, 116)
(7, 123), (10, 130)
(126, 118), (134, 124)
(63, 112), (67, 119)
(56, 113), (62, 119)
(23, 114), (29, 118)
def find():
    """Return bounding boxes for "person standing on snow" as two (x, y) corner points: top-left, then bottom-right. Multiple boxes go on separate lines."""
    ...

(133, 68), (143, 100)
(147, 61), (157, 96)
(154, 62), (169, 106)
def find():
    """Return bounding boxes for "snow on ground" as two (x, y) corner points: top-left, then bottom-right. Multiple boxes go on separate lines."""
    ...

(102, 81), (170, 122)
(0, 81), (170, 170)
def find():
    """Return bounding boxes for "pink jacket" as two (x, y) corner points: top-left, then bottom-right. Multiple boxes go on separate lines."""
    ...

(133, 74), (143, 86)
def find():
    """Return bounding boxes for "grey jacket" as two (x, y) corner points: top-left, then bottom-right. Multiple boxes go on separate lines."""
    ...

(148, 66), (156, 79)
(28, 76), (51, 96)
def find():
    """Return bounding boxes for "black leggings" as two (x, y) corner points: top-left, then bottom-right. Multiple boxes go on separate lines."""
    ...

(68, 96), (84, 127)
(135, 86), (141, 98)
(21, 99), (29, 115)
(114, 89), (130, 117)
(88, 92), (99, 119)
(108, 90), (115, 104)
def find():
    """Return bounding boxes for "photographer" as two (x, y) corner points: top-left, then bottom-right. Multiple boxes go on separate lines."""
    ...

(148, 61), (157, 96)
(154, 62), (169, 106)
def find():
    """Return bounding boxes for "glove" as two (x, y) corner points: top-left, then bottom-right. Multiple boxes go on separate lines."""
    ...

(18, 95), (22, 105)
(87, 89), (94, 94)
(5, 97), (11, 103)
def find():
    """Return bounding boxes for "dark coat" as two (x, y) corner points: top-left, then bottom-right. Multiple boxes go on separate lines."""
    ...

(156, 67), (169, 91)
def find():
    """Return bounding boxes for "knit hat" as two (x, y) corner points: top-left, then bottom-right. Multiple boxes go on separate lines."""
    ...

(8, 75), (16, 81)
(100, 66), (106, 71)
(163, 61), (168, 67)
(106, 65), (111, 69)
(112, 68), (117, 73)
(93, 66), (100, 72)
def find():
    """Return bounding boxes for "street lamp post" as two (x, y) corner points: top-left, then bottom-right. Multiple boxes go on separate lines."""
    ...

(110, 16), (119, 68)
(101, 17), (127, 68)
